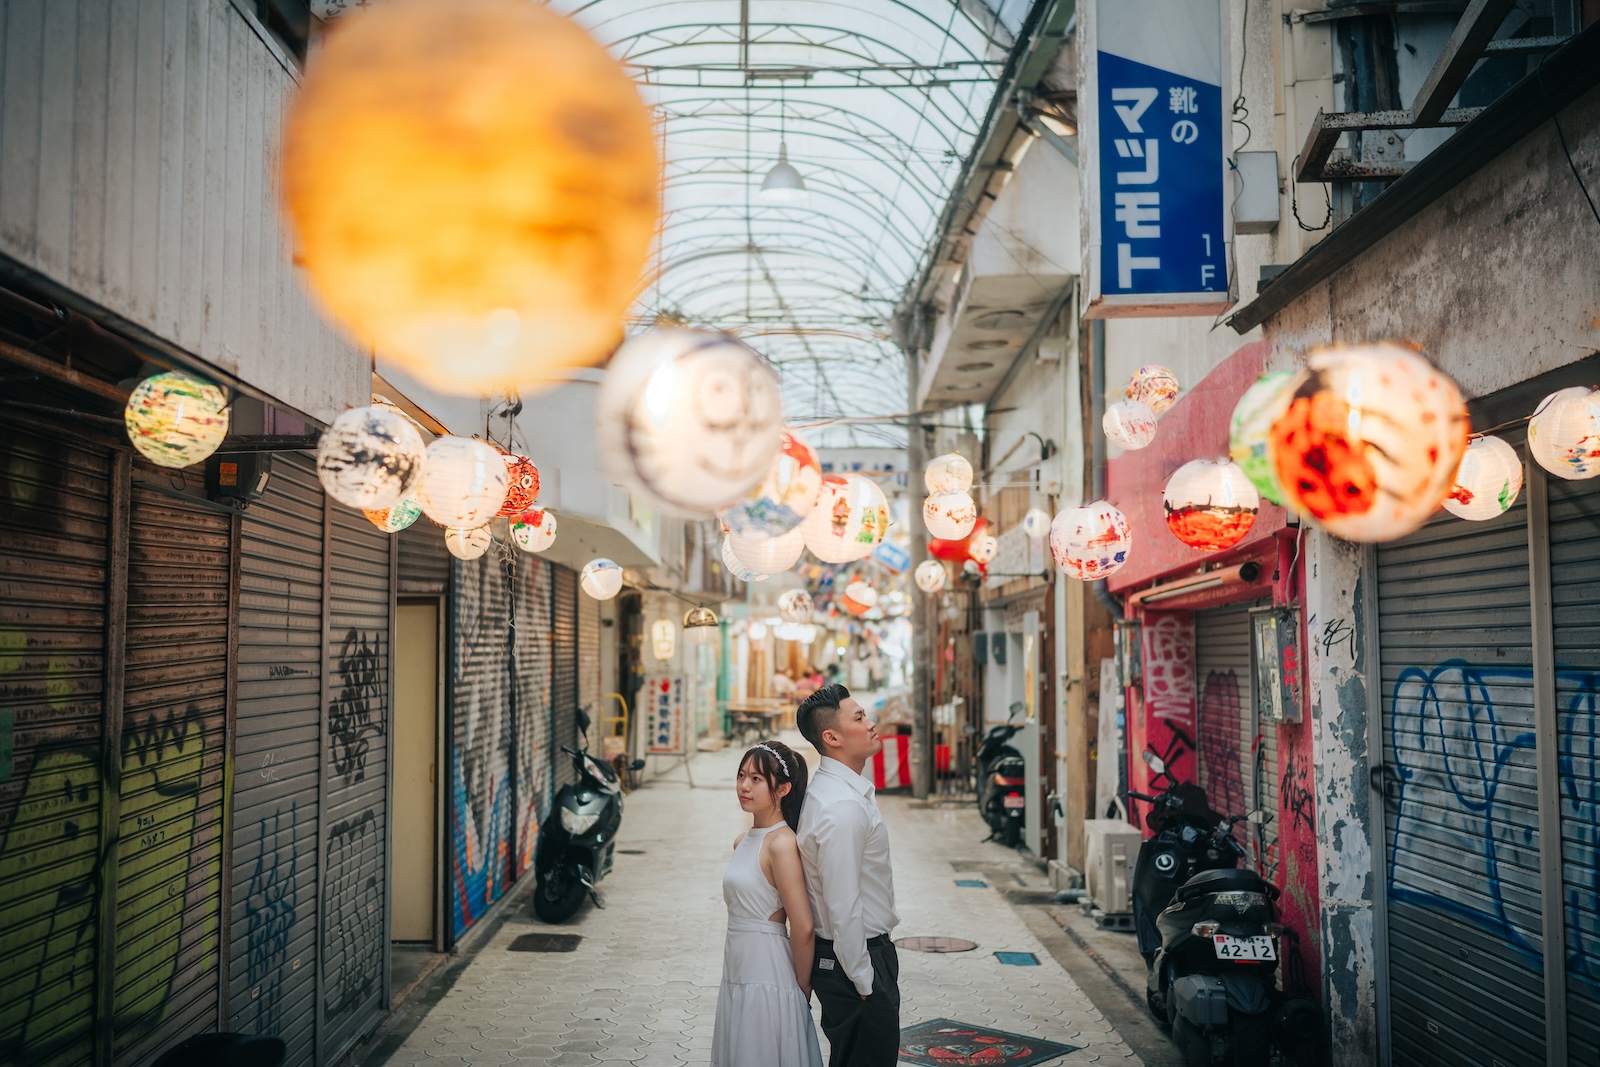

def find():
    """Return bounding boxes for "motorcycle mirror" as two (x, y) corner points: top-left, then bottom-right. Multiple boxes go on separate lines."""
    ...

(1142, 749), (1166, 775)
(575, 706), (592, 734)
(1007, 701), (1025, 722)
(629, 758), (647, 771)
(1247, 808), (1272, 825)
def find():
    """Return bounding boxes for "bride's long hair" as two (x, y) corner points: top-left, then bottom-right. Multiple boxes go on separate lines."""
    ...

(739, 740), (808, 831)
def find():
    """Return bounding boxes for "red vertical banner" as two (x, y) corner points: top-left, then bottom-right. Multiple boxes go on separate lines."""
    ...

(1129, 611), (1197, 826)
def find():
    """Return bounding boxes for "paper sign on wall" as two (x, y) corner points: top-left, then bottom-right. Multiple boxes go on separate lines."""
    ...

(1082, 0), (1232, 317)
(644, 675), (685, 754)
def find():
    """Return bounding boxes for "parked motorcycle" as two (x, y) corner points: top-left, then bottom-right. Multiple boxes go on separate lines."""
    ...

(975, 706), (1027, 847)
(533, 708), (646, 922)
(1127, 749), (1319, 1067)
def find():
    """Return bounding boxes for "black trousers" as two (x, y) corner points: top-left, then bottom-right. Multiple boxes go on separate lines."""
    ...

(812, 935), (900, 1067)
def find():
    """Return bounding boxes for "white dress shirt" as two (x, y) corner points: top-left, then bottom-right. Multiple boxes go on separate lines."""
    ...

(797, 756), (899, 997)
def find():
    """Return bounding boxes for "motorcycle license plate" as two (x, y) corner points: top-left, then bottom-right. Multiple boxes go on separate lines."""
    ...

(1212, 935), (1276, 961)
(1003, 794), (1026, 808)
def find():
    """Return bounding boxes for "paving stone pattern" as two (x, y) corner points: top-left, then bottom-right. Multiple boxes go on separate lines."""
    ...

(375, 740), (1142, 1066)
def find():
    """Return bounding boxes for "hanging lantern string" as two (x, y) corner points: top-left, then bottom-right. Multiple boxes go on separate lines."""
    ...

(1468, 413), (1532, 439)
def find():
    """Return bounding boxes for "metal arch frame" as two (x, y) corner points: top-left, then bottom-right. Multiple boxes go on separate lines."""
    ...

(645, 230), (908, 295)
(658, 183), (932, 265)
(660, 94), (972, 161)
(660, 159), (942, 236)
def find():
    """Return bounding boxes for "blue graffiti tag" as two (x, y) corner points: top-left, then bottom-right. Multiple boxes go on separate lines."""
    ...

(245, 802), (298, 1035)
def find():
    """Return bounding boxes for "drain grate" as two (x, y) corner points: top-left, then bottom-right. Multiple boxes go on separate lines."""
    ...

(954, 879), (988, 888)
(508, 933), (582, 953)
(897, 937), (979, 953)
(994, 951), (1039, 966)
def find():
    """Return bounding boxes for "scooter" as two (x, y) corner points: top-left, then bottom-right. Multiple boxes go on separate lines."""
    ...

(533, 707), (646, 922)
(1127, 748), (1320, 1067)
(975, 705), (1027, 847)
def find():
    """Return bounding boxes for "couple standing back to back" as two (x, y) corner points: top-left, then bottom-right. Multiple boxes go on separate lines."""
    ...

(710, 683), (901, 1067)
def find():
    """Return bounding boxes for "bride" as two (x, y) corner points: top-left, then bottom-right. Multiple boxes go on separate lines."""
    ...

(712, 740), (824, 1067)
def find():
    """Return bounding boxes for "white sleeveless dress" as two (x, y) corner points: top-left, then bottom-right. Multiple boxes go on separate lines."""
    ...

(712, 824), (824, 1067)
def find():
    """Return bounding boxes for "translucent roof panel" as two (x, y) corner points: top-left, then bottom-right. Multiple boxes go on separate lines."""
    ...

(552, 0), (1024, 448)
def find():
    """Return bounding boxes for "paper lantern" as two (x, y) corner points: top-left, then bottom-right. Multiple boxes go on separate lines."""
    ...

(840, 593), (870, 616)
(971, 533), (999, 564)
(497, 454), (540, 516)
(1022, 508), (1051, 540)
(596, 327), (783, 514)
(777, 589), (814, 622)
(581, 558), (624, 600)
(316, 404), (425, 509)
(721, 536), (767, 582)
(1528, 386), (1600, 480)
(509, 508), (558, 552)
(124, 370), (229, 468)
(747, 621), (768, 641)
(1127, 365), (1181, 415)
(923, 490), (977, 540)
(1444, 435), (1524, 520)
(927, 516), (990, 564)
(1228, 371), (1295, 506)
(721, 430), (824, 535)
(845, 581), (878, 609)
(280, 0), (658, 394)
(1163, 459), (1260, 551)
(684, 606), (720, 645)
(1049, 502), (1132, 581)
(364, 497), (423, 534)
(924, 453), (974, 494)
(445, 526), (492, 561)
(1270, 344), (1468, 542)
(729, 526), (805, 575)
(1103, 399), (1157, 451)
(914, 559), (947, 593)
(801, 475), (890, 564)
(417, 436), (508, 528)
(650, 619), (676, 661)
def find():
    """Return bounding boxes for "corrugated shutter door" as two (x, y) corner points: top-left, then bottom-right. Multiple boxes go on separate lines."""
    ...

(551, 566), (579, 791)
(0, 427), (113, 1066)
(1546, 475), (1600, 1066)
(230, 455), (323, 1066)
(514, 558), (553, 876)
(114, 482), (233, 1064)
(321, 506), (392, 1062)
(397, 521), (448, 596)
(1194, 604), (1255, 825)
(579, 590), (600, 731)
(1376, 486), (1544, 1066)
(451, 555), (514, 939)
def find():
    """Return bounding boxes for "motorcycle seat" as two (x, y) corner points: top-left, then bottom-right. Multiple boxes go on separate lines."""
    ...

(1176, 867), (1269, 899)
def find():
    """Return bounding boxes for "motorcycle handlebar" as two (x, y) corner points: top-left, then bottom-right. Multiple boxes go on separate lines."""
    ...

(1126, 791), (1157, 803)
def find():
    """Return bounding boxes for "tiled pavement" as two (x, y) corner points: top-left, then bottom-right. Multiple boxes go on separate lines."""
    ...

(369, 739), (1144, 1066)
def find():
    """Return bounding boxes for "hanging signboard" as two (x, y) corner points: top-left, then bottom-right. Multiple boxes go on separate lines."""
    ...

(644, 675), (686, 754)
(1081, 0), (1232, 318)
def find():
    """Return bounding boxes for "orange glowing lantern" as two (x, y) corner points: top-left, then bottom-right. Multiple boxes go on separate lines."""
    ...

(281, 0), (660, 394)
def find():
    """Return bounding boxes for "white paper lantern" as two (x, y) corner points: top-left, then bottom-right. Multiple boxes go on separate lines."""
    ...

(914, 559), (947, 593)
(971, 533), (998, 564)
(124, 370), (229, 468)
(1049, 501), (1132, 580)
(650, 618), (676, 661)
(721, 429), (824, 535)
(1444, 435), (1524, 520)
(801, 474), (890, 564)
(596, 327), (783, 514)
(581, 558), (624, 599)
(729, 526), (805, 575)
(923, 490), (977, 540)
(777, 589), (814, 622)
(1127, 365), (1181, 414)
(1163, 459), (1260, 551)
(844, 581), (877, 609)
(721, 536), (767, 582)
(684, 606), (720, 645)
(924, 453), (974, 494)
(316, 403), (426, 509)
(1103, 399), (1157, 451)
(364, 496), (423, 534)
(418, 436), (508, 528)
(445, 525), (492, 560)
(1528, 386), (1600, 480)
(509, 508), (558, 552)
(747, 621), (768, 641)
(1021, 508), (1051, 540)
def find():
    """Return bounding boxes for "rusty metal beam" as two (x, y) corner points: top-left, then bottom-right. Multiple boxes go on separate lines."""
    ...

(1295, 106), (1483, 183)
(1412, 0), (1516, 126)
(0, 337), (130, 403)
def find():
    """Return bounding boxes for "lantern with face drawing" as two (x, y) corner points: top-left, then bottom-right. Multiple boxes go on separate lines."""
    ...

(801, 474), (889, 564)
(596, 327), (783, 515)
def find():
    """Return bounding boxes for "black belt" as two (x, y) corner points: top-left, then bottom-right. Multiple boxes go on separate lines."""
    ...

(817, 934), (892, 948)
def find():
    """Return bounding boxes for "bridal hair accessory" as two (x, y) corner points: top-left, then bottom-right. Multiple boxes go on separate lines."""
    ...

(753, 743), (790, 778)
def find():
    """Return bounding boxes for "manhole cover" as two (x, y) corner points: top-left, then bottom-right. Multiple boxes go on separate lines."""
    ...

(508, 934), (582, 953)
(617, 849), (646, 855)
(897, 937), (979, 953)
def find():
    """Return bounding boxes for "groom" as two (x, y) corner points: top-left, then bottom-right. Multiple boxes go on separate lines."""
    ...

(795, 684), (900, 1067)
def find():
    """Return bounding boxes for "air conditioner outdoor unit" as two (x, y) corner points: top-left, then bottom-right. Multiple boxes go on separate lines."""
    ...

(1083, 819), (1143, 915)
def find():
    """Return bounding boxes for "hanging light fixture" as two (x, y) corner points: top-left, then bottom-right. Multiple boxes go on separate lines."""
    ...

(650, 618), (676, 661)
(684, 606), (720, 645)
(580, 558), (624, 600)
(914, 559), (948, 593)
(509, 508), (558, 552)
(124, 370), (230, 468)
(445, 525), (493, 561)
(777, 589), (814, 623)
(759, 83), (807, 203)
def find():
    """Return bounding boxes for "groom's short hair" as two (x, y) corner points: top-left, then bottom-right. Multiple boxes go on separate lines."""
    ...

(797, 683), (851, 752)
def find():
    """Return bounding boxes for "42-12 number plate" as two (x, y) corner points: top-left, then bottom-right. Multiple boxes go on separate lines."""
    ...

(1212, 935), (1276, 961)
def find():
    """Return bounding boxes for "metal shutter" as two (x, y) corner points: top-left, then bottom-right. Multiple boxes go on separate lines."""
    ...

(514, 558), (553, 877)
(397, 521), (449, 596)
(0, 426), (115, 1067)
(1376, 484), (1544, 1066)
(1546, 475), (1600, 1066)
(320, 505), (393, 1062)
(114, 481), (234, 1064)
(230, 455), (324, 1066)
(450, 554), (514, 938)
(551, 566), (579, 791)
(579, 587), (601, 730)
(1195, 605), (1254, 825)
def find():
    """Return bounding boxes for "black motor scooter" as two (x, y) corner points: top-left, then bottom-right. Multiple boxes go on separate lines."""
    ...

(1127, 748), (1319, 1067)
(533, 708), (646, 922)
(975, 704), (1027, 847)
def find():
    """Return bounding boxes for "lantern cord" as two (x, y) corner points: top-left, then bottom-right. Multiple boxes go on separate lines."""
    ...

(1538, 57), (1600, 234)
(1469, 414), (1532, 439)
